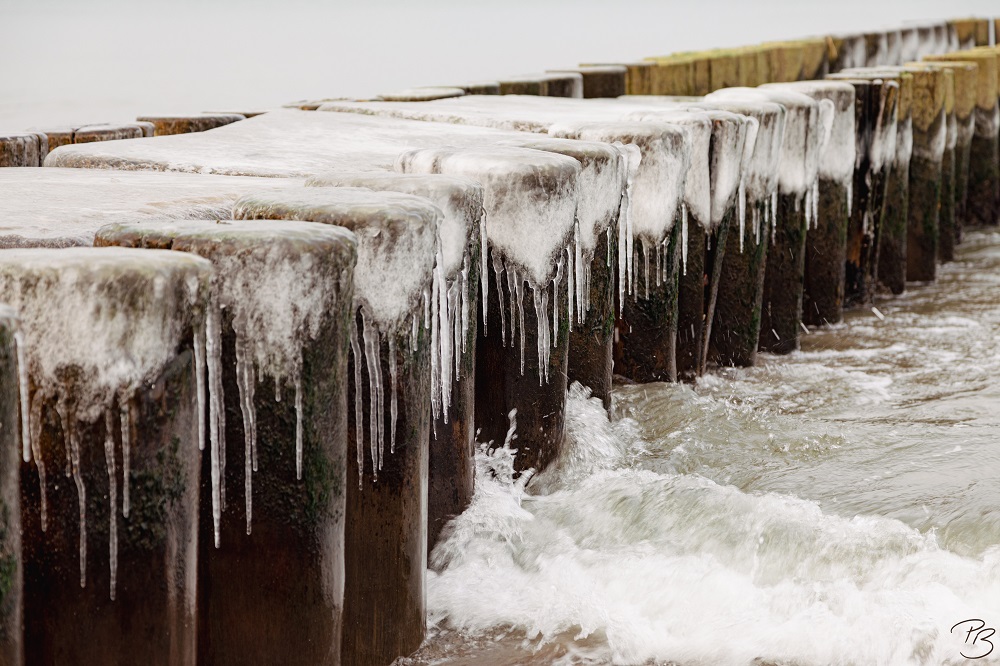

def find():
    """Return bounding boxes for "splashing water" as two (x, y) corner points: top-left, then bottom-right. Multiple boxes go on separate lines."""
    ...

(410, 233), (1000, 665)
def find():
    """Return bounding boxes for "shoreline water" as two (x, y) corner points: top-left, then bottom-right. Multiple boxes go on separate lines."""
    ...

(404, 230), (1000, 665)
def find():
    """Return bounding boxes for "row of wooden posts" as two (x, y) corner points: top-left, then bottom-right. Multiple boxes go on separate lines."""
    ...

(0, 15), (998, 666)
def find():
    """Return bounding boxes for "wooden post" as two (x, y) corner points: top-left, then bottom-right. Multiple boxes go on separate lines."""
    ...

(136, 114), (245, 136)
(231, 188), (442, 666)
(397, 147), (579, 475)
(459, 82), (501, 95)
(925, 51), (999, 225)
(0, 133), (45, 167)
(826, 76), (900, 305)
(4, 248), (211, 666)
(920, 60), (978, 244)
(95, 220), (356, 666)
(376, 88), (466, 102)
(580, 61), (653, 95)
(303, 171), (484, 553)
(548, 66), (627, 98)
(764, 81), (857, 326)
(549, 122), (687, 383)
(838, 68), (914, 294)
(0, 306), (23, 666)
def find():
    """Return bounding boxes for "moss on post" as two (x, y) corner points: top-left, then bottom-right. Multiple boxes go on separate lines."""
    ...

(0, 308), (23, 666)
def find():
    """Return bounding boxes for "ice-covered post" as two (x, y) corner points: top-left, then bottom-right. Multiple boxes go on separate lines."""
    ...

(710, 88), (831, 354)
(826, 76), (900, 305)
(231, 188), (440, 666)
(907, 65), (949, 278)
(459, 82), (501, 95)
(0, 133), (46, 167)
(919, 60), (979, 247)
(136, 113), (245, 136)
(0, 306), (23, 666)
(376, 88), (467, 102)
(608, 107), (716, 379)
(38, 124), (146, 148)
(950, 18), (989, 50)
(398, 147), (579, 471)
(548, 66), (627, 98)
(491, 138), (626, 406)
(303, 172), (484, 551)
(837, 68), (913, 294)
(829, 34), (868, 73)
(95, 220), (357, 666)
(762, 82), (857, 326)
(926, 50), (999, 226)
(549, 122), (688, 382)
(694, 98), (785, 367)
(2, 248), (211, 666)
(581, 61), (654, 95)
(498, 73), (583, 97)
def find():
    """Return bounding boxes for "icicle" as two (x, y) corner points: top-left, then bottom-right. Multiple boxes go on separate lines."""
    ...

(641, 239), (651, 299)
(606, 226), (613, 268)
(811, 179), (820, 230)
(65, 412), (86, 588)
(294, 366), (303, 481)
(574, 220), (584, 323)
(103, 410), (118, 600)
(193, 320), (206, 453)
(350, 319), (364, 489)
(566, 246), (575, 329)
(505, 264), (518, 349)
(120, 398), (131, 518)
(436, 255), (451, 420)
(361, 311), (382, 475)
(388, 336), (398, 454)
(235, 336), (253, 535)
(479, 212), (488, 331)
(681, 204), (689, 277)
(617, 190), (628, 315)
(771, 191), (779, 244)
(552, 254), (564, 348)
(460, 254), (470, 356)
(429, 264), (441, 422)
(492, 252), (506, 346)
(514, 271), (526, 374)
(423, 286), (431, 329)
(29, 396), (46, 531)
(205, 304), (223, 547)
(847, 180), (854, 218)
(655, 235), (662, 287)
(248, 362), (257, 473)
(411, 312), (419, 352)
(13, 331), (30, 463)
(452, 284), (462, 381)
(274, 380), (281, 404)
(738, 181), (747, 253)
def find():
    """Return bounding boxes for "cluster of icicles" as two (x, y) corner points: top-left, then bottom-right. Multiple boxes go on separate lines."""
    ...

(13, 329), (134, 601)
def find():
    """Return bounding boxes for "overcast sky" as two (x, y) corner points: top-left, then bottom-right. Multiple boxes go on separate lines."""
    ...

(0, 0), (995, 131)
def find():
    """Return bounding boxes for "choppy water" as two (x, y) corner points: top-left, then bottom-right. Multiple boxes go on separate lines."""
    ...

(406, 231), (1000, 666)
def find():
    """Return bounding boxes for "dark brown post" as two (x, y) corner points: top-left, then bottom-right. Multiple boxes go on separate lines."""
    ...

(136, 114), (246, 136)
(550, 122), (688, 383)
(580, 61), (653, 95)
(764, 81), (857, 326)
(695, 97), (785, 367)
(547, 66), (627, 98)
(907, 65), (949, 277)
(0, 306), (23, 666)
(398, 146), (579, 475)
(303, 171), (485, 553)
(95, 220), (356, 666)
(925, 51), (999, 226)
(231, 188), (442, 666)
(920, 60), (978, 245)
(3, 248), (211, 666)
(838, 68), (913, 294)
